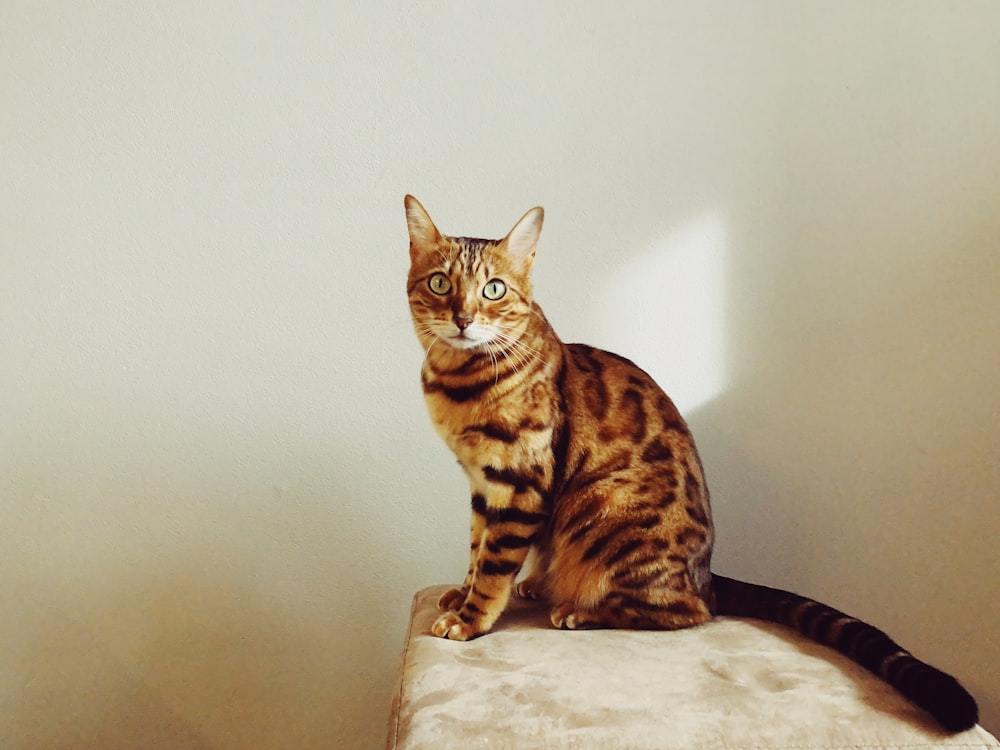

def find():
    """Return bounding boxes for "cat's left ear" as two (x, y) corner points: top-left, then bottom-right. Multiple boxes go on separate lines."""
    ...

(404, 195), (441, 261)
(504, 206), (544, 270)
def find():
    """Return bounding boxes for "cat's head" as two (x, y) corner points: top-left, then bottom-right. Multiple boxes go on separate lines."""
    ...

(405, 195), (543, 353)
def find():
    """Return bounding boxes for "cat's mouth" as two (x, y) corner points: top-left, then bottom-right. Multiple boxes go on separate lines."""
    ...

(448, 331), (485, 350)
(445, 325), (493, 350)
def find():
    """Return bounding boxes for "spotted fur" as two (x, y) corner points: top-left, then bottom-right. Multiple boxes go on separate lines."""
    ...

(404, 195), (978, 733)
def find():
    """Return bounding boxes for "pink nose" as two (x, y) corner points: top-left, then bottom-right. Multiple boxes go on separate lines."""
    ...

(454, 315), (473, 330)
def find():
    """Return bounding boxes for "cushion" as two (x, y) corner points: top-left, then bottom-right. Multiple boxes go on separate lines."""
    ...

(387, 585), (997, 750)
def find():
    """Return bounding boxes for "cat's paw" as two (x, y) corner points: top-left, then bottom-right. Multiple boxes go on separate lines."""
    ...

(431, 611), (483, 641)
(550, 602), (590, 630)
(515, 578), (542, 600)
(437, 587), (468, 612)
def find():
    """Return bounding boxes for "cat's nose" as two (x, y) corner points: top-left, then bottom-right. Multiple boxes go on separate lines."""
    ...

(454, 315), (474, 330)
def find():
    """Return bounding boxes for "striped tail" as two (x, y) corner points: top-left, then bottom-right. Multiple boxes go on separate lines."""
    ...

(712, 574), (978, 733)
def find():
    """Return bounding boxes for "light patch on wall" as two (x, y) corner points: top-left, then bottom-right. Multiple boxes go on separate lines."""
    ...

(592, 213), (727, 413)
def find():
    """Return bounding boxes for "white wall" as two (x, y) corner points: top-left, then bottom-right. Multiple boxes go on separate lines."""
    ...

(2, 3), (997, 747)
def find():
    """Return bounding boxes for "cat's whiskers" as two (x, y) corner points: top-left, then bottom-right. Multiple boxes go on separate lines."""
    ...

(484, 340), (503, 383)
(494, 321), (541, 349)
(491, 327), (546, 372)
(488, 335), (541, 381)
(474, 330), (517, 379)
(413, 323), (446, 361)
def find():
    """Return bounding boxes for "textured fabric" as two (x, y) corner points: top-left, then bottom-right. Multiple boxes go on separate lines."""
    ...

(387, 585), (997, 750)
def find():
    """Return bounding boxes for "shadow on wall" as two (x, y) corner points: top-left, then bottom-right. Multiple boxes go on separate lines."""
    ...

(10, 570), (264, 750)
(582, 191), (998, 732)
(2, 433), (400, 750)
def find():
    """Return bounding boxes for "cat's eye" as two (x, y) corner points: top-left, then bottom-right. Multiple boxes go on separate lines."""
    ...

(483, 279), (507, 300)
(428, 273), (451, 295)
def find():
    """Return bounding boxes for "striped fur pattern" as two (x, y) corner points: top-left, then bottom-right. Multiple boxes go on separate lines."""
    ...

(404, 195), (978, 732)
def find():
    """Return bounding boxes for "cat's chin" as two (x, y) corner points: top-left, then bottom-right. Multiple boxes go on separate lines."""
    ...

(446, 335), (490, 351)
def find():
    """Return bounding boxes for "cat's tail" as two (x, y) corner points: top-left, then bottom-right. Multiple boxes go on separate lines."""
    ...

(711, 574), (978, 733)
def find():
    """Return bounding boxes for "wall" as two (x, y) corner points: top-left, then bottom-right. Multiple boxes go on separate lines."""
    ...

(2, 3), (997, 747)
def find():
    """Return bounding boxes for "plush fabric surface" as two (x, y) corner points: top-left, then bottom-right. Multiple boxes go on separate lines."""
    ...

(387, 585), (997, 750)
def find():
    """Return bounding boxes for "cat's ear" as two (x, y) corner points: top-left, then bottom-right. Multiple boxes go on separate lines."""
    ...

(404, 195), (441, 261)
(504, 206), (544, 270)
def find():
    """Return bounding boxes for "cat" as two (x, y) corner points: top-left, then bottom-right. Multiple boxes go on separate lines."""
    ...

(403, 194), (978, 733)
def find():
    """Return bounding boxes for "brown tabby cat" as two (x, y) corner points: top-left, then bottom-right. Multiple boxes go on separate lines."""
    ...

(404, 194), (978, 733)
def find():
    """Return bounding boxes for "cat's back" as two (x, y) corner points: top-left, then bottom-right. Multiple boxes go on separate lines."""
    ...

(555, 340), (710, 528)
(543, 341), (715, 610)
(560, 342), (693, 453)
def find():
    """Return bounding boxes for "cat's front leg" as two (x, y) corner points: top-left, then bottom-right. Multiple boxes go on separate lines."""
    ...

(437, 587), (467, 613)
(431, 484), (547, 640)
(430, 526), (528, 640)
(437, 506), (487, 613)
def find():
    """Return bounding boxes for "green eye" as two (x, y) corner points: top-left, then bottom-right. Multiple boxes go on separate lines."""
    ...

(428, 273), (451, 295)
(483, 279), (507, 300)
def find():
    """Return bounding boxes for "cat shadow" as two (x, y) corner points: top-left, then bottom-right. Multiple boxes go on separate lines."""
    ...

(730, 617), (953, 736)
(492, 589), (554, 633)
(481, 587), (951, 735)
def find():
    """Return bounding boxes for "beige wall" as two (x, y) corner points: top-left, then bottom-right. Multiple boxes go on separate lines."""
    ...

(2, 3), (997, 747)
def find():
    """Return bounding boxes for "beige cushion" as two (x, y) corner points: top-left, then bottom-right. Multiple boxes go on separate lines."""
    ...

(387, 585), (997, 750)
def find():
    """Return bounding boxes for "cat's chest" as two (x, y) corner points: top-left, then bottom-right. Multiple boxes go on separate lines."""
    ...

(424, 390), (518, 444)
(424, 391), (485, 442)
(423, 383), (557, 472)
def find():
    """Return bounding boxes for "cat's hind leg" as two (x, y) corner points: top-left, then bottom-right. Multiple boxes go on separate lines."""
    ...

(514, 547), (549, 600)
(515, 576), (544, 600)
(550, 591), (711, 631)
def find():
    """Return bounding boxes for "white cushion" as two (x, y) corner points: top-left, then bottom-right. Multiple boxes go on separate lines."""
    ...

(387, 585), (998, 750)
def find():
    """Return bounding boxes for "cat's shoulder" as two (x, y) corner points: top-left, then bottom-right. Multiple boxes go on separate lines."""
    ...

(565, 342), (646, 377)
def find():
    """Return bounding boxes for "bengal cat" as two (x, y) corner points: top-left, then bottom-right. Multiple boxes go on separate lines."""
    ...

(403, 194), (978, 733)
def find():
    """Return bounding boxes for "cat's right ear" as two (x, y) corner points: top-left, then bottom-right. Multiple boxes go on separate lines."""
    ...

(404, 195), (441, 262)
(504, 206), (544, 271)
